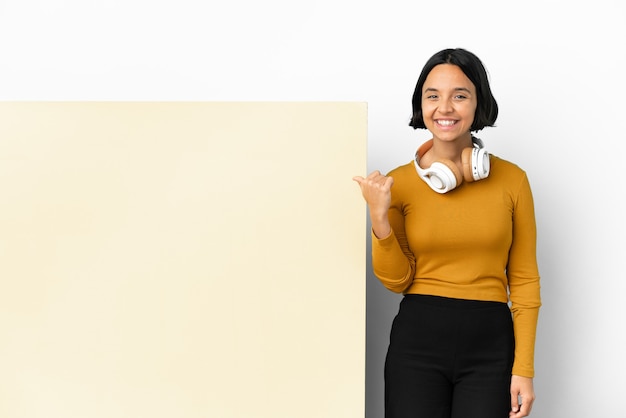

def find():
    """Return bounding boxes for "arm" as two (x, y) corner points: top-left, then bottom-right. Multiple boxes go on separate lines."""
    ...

(354, 170), (415, 293)
(507, 173), (542, 377)
(507, 173), (541, 417)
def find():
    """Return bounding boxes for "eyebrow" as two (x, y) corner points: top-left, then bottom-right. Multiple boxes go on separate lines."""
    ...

(423, 87), (472, 94)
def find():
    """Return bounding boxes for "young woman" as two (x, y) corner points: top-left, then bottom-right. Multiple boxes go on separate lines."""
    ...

(354, 48), (541, 418)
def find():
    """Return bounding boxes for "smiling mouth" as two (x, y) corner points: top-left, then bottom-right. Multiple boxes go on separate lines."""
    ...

(436, 120), (457, 126)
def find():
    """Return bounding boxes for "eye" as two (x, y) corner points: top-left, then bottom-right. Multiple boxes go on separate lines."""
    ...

(425, 94), (438, 100)
(454, 94), (467, 100)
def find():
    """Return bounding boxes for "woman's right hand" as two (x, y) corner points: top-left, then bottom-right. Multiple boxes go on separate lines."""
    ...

(352, 171), (394, 239)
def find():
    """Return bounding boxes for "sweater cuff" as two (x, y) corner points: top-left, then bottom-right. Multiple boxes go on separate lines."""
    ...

(371, 227), (394, 245)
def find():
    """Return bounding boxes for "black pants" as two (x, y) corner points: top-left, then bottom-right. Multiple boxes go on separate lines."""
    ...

(385, 294), (515, 418)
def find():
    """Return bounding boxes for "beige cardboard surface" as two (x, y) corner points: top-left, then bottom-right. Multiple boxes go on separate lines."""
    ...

(0, 102), (367, 418)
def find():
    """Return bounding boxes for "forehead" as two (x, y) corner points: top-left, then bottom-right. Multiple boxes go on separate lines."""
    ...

(423, 64), (475, 91)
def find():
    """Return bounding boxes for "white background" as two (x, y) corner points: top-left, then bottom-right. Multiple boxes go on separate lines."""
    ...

(1, 1), (625, 417)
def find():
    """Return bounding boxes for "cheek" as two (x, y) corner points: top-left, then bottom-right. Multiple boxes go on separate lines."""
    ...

(468, 103), (478, 119)
(461, 105), (477, 123)
(420, 103), (434, 117)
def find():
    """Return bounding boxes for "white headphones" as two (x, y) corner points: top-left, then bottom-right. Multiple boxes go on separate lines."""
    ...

(413, 136), (490, 194)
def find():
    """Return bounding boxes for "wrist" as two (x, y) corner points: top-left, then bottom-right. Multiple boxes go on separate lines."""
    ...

(371, 224), (391, 240)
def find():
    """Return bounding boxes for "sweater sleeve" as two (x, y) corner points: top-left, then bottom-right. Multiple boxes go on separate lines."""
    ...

(508, 173), (542, 377)
(371, 197), (416, 293)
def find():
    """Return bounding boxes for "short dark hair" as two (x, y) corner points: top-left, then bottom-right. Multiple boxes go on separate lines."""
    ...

(409, 48), (498, 131)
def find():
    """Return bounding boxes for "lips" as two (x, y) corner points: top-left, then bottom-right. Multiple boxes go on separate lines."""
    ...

(436, 120), (457, 126)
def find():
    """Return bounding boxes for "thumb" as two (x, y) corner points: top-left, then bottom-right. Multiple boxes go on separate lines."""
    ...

(352, 176), (364, 184)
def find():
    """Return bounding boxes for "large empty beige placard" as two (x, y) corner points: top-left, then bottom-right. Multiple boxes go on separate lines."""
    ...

(0, 102), (367, 418)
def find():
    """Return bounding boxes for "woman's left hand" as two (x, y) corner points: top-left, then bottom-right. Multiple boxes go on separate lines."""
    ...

(509, 375), (535, 417)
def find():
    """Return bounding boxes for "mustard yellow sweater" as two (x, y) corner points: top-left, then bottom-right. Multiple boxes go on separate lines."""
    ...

(372, 155), (541, 377)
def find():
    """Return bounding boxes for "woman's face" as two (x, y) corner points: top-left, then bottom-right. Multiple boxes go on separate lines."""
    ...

(421, 64), (477, 143)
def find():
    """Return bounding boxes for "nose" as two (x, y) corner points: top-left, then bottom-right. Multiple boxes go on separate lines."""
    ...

(438, 98), (453, 113)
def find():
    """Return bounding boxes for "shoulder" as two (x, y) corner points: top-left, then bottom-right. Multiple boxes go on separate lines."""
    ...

(386, 161), (417, 179)
(490, 155), (528, 178)
(488, 155), (534, 196)
(385, 161), (422, 201)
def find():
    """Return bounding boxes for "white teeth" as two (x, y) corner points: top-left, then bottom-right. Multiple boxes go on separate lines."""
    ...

(437, 120), (456, 126)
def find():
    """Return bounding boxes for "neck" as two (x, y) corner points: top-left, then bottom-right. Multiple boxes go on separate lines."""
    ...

(430, 133), (473, 161)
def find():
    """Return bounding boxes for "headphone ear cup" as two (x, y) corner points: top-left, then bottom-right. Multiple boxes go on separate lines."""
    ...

(414, 157), (462, 193)
(462, 146), (490, 182)
(437, 159), (463, 187)
(461, 147), (476, 182)
(473, 148), (490, 180)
